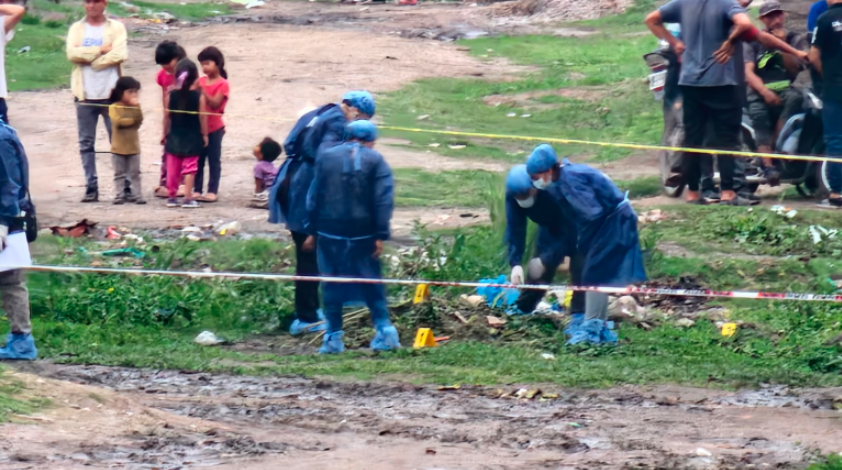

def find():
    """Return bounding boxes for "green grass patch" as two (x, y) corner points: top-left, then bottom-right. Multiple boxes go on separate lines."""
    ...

(379, 5), (661, 164)
(0, 366), (48, 422)
(809, 455), (842, 470)
(394, 168), (501, 208)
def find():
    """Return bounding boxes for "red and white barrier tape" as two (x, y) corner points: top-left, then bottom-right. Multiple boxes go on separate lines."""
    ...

(6, 264), (841, 303)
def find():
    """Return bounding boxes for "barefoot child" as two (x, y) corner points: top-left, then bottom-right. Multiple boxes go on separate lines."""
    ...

(164, 59), (207, 209)
(154, 41), (186, 198)
(194, 46), (230, 203)
(108, 77), (145, 205)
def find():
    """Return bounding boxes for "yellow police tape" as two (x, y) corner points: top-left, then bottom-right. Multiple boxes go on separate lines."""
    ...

(77, 102), (831, 164)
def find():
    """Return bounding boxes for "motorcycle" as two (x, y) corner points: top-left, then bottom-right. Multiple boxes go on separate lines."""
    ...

(643, 39), (826, 199)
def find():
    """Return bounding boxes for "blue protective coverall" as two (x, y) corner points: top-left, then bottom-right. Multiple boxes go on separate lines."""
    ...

(304, 142), (394, 334)
(505, 189), (584, 314)
(545, 160), (647, 287)
(0, 122), (37, 360)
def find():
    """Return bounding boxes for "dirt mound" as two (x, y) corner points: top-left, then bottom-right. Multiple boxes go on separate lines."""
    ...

(495, 0), (634, 22)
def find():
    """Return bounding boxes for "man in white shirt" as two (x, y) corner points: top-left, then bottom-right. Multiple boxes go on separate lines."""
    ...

(66, 0), (127, 202)
(0, 1), (25, 124)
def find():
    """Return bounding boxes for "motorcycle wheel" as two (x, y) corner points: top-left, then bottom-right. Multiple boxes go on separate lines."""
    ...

(804, 161), (831, 199)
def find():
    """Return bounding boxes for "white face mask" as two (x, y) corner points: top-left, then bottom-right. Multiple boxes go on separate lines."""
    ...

(532, 176), (551, 190)
(515, 196), (535, 208)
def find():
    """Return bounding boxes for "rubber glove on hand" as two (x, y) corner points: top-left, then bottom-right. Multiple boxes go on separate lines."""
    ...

(527, 257), (545, 280)
(510, 265), (524, 285)
(0, 225), (8, 253)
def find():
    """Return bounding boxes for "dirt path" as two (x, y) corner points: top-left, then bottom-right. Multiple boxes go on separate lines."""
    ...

(15, 2), (529, 236)
(3, 363), (840, 469)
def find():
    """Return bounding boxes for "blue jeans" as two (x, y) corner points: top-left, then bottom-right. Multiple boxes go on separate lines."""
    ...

(823, 97), (842, 194)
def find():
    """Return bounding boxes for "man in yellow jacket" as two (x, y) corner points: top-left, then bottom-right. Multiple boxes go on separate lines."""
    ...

(65, 0), (127, 203)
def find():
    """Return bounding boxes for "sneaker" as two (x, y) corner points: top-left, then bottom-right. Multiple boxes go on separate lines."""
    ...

(702, 189), (721, 203)
(113, 196), (126, 205)
(135, 198), (147, 205)
(764, 168), (782, 187)
(739, 191), (761, 202)
(816, 198), (842, 209)
(166, 198), (180, 208)
(722, 195), (757, 207)
(81, 187), (99, 203)
(181, 199), (200, 209)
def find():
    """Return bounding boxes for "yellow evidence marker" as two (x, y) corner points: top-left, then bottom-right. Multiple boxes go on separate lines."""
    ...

(413, 328), (437, 349)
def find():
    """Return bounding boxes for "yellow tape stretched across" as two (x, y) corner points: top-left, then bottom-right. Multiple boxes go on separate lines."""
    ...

(77, 101), (296, 123)
(380, 126), (832, 164)
(76, 102), (830, 164)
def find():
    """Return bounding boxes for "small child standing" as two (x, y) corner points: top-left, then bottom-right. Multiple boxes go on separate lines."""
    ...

(164, 59), (208, 209)
(194, 46), (230, 203)
(154, 41), (187, 198)
(108, 77), (145, 205)
(250, 137), (281, 209)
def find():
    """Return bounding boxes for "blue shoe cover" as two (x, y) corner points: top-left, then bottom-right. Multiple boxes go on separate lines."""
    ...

(319, 331), (345, 354)
(567, 319), (605, 346)
(563, 313), (585, 337)
(370, 325), (401, 351)
(600, 326), (619, 344)
(0, 333), (38, 361)
(289, 309), (328, 336)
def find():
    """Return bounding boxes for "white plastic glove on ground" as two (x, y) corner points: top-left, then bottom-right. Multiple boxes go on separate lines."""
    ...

(510, 265), (524, 285)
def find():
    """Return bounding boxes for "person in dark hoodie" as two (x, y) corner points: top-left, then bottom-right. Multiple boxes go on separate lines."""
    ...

(268, 90), (376, 336)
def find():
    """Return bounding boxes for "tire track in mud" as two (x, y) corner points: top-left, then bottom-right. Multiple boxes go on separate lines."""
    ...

(8, 363), (841, 470)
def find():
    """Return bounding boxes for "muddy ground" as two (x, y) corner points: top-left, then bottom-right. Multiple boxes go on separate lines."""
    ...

(1, 363), (840, 469)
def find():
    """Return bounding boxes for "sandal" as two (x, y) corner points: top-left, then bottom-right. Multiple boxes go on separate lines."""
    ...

(196, 193), (218, 203)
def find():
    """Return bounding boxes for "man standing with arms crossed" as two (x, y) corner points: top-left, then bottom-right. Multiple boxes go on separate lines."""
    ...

(646, 0), (756, 206)
(810, 0), (842, 207)
(66, 0), (127, 203)
(0, 1), (24, 124)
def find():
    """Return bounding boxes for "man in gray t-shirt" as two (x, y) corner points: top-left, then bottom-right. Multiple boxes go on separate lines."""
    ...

(646, 0), (755, 206)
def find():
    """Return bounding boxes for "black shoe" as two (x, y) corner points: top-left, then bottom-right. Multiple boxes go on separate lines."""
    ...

(81, 188), (98, 203)
(817, 197), (842, 209)
(702, 189), (721, 204)
(723, 196), (758, 206)
(739, 192), (761, 202)
(113, 196), (125, 205)
(764, 168), (781, 187)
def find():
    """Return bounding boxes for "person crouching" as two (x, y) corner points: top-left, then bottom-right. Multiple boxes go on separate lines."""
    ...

(302, 120), (399, 354)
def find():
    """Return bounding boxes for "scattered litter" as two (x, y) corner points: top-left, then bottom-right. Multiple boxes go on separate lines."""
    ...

(101, 248), (145, 259)
(638, 209), (667, 224)
(425, 448), (437, 455)
(429, 143), (441, 148)
(809, 225), (837, 244)
(17, 46), (29, 54)
(194, 331), (224, 345)
(675, 318), (695, 328)
(569, 422), (582, 428)
(608, 295), (646, 318)
(245, 0), (265, 9)
(695, 448), (713, 457)
(507, 112), (517, 117)
(452, 311), (469, 324)
(49, 219), (97, 238)
(541, 352), (555, 360)
(437, 384), (461, 391)
(447, 144), (466, 150)
(216, 221), (241, 236)
(417, 114), (430, 121)
(106, 226), (122, 240)
(151, 11), (176, 22)
(181, 226), (203, 233)
(460, 294), (484, 307)
(486, 315), (507, 328)
(770, 205), (798, 219)
(521, 114), (531, 118)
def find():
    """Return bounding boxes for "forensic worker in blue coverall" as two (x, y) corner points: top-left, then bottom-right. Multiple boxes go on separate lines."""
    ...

(302, 120), (400, 354)
(525, 144), (647, 345)
(505, 165), (586, 332)
(268, 91), (376, 336)
(0, 121), (36, 360)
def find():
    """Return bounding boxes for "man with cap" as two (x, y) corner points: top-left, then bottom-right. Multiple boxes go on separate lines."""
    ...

(302, 120), (399, 354)
(268, 90), (376, 336)
(525, 145), (647, 345)
(504, 164), (585, 332)
(745, 0), (808, 186)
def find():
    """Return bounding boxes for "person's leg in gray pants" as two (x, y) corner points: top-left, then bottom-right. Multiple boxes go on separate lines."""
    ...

(76, 101), (113, 201)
